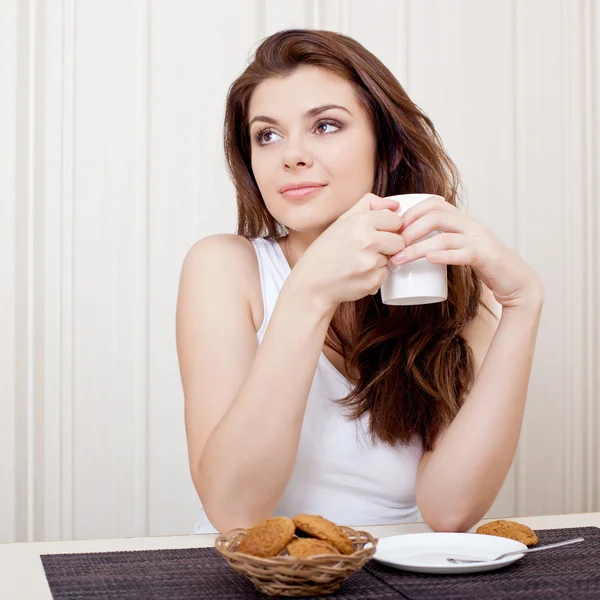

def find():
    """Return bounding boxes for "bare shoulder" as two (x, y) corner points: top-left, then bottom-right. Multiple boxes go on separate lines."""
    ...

(179, 234), (263, 330)
(461, 283), (502, 370)
(182, 233), (256, 274)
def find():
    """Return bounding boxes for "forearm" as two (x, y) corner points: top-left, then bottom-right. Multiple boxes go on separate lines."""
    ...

(198, 275), (334, 531)
(416, 298), (543, 531)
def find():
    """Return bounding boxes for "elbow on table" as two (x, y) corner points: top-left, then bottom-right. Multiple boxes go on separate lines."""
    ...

(417, 488), (487, 533)
(191, 461), (283, 534)
(205, 511), (261, 535)
(199, 492), (271, 535)
(193, 490), (252, 534)
(422, 510), (481, 533)
(191, 464), (257, 533)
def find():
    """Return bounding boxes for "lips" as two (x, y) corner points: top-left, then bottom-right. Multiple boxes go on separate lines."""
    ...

(279, 182), (326, 199)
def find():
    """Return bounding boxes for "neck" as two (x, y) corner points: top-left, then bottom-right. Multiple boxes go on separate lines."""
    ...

(279, 228), (324, 268)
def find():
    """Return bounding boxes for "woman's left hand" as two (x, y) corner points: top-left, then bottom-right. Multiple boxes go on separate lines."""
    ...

(390, 196), (544, 309)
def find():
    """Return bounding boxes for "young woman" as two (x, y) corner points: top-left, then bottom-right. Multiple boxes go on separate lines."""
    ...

(176, 29), (543, 535)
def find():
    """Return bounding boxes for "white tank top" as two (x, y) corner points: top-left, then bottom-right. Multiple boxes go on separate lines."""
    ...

(193, 237), (423, 534)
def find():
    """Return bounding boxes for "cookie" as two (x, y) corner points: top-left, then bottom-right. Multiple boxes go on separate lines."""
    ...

(236, 517), (296, 557)
(292, 514), (354, 555)
(286, 538), (340, 558)
(475, 519), (538, 547)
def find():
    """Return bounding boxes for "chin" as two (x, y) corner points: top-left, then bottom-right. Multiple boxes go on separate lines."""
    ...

(273, 206), (340, 235)
(281, 216), (337, 235)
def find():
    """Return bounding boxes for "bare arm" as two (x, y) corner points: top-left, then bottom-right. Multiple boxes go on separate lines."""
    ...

(415, 285), (543, 531)
(178, 196), (404, 532)
(177, 235), (334, 533)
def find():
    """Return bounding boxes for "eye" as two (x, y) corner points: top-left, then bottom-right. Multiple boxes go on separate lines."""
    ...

(255, 128), (282, 146)
(315, 119), (342, 135)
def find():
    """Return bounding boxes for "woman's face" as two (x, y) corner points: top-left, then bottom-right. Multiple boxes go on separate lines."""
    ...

(248, 66), (377, 234)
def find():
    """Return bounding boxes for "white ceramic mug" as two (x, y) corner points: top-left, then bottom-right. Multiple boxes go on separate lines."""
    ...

(380, 193), (448, 306)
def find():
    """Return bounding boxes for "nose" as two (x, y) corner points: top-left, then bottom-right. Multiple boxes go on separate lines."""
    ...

(282, 135), (314, 170)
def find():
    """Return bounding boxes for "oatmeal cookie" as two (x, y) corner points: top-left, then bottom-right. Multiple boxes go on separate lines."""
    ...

(292, 514), (354, 555)
(285, 538), (340, 558)
(475, 519), (538, 547)
(236, 517), (296, 557)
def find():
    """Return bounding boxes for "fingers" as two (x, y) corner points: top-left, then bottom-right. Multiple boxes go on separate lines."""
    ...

(426, 249), (475, 265)
(390, 232), (467, 265)
(377, 254), (390, 268)
(368, 209), (403, 233)
(400, 210), (466, 247)
(372, 230), (406, 256)
(368, 196), (400, 212)
(368, 260), (390, 295)
(400, 196), (452, 228)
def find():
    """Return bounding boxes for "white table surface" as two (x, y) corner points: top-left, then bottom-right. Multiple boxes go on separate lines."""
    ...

(1, 513), (598, 599)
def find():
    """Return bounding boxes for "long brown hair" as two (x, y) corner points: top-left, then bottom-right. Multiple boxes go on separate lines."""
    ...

(224, 29), (483, 452)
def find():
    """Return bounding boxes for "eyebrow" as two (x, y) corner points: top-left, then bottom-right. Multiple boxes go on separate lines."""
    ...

(248, 104), (352, 128)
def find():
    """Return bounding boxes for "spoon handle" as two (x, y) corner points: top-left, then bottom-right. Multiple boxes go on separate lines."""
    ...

(503, 536), (584, 559)
(448, 537), (585, 564)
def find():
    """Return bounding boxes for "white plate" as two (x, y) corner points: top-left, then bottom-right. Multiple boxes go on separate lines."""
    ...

(373, 532), (527, 574)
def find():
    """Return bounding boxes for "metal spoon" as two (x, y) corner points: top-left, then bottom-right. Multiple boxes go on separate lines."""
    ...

(447, 537), (584, 564)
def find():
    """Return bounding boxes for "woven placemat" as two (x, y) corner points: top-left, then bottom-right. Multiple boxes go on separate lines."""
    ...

(40, 545), (393, 599)
(41, 526), (600, 599)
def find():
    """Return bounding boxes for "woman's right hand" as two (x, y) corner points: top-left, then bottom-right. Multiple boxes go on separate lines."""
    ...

(290, 193), (406, 314)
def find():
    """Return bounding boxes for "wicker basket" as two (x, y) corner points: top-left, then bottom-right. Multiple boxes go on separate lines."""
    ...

(215, 525), (378, 597)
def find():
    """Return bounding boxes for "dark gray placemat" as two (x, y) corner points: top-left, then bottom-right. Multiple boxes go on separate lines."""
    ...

(40, 545), (399, 599)
(40, 526), (600, 599)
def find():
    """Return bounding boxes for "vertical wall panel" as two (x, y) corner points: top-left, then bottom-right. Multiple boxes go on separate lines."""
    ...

(58, 0), (76, 542)
(131, 0), (150, 540)
(348, 0), (408, 84)
(0, 0), (19, 543)
(13, 0), (42, 543)
(36, 0), (76, 543)
(514, 0), (580, 517)
(591, 0), (600, 514)
(561, 0), (588, 514)
(263, 0), (311, 37)
(69, 0), (144, 539)
(317, 0), (351, 33)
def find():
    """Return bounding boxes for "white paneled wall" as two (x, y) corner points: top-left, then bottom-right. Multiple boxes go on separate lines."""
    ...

(0, 0), (19, 545)
(0, 0), (598, 543)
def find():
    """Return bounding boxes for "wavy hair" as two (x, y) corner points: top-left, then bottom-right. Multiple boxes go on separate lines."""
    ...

(223, 29), (483, 452)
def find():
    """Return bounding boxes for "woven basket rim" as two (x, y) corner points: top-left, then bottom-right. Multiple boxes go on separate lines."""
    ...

(215, 525), (378, 566)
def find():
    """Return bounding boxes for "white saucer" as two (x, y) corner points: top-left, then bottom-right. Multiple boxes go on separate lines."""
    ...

(373, 532), (527, 574)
